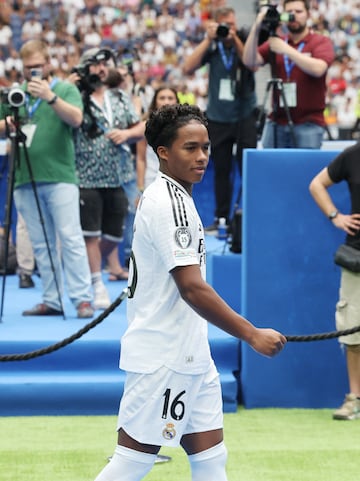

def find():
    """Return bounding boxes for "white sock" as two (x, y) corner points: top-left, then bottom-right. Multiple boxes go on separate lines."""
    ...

(188, 441), (228, 481)
(94, 445), (156, 481)
(91, 272), (103, 286)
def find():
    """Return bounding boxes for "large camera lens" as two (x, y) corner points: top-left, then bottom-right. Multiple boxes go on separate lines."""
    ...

(280, 12), (295, 22)
(8, 87), (26, 108)
(216, 24), (230, 38)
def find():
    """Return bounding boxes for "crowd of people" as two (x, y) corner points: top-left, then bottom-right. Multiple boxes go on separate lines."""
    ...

(0, 0), (360, 137)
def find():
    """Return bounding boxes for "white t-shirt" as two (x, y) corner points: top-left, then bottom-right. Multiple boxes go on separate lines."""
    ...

(120, 173), (212, 375)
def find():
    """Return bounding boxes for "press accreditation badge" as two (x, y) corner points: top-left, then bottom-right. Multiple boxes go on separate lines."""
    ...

(219, 78), (234, 101)
(280, 82), (297, 108)
(21, 123), (37, 148)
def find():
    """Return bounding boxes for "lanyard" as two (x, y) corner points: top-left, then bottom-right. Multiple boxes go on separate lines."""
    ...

(283, 41), (305, 80)
(103, 90), (114, 127)
(26, 77), (59, 118)
(218, 41), (235, 72)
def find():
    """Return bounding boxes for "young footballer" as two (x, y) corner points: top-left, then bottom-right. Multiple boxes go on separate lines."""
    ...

(94, 104), (286, 481)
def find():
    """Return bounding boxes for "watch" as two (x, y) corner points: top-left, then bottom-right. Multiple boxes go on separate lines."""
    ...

(47, 94), (58, 105)
(328, 210), (338, 220)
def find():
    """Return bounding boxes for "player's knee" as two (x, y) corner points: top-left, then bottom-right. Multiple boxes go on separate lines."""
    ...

(94, 445), (156, 481)
(188, 441), (228, 481)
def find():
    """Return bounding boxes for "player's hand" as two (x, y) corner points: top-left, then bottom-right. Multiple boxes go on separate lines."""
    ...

(249, 328), (287, 358)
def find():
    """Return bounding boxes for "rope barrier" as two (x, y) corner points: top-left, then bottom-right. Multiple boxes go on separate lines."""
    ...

(286, 324), (360, 342)
(1, 285), (360, 361)
(0, 288), (128, 362)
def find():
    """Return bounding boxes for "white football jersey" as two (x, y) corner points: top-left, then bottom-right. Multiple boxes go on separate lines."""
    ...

(120, 173), (212, 374)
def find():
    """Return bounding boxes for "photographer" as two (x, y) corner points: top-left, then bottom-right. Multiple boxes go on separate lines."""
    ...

(0, 39), (94, 318)
(183, 6), (257, 234)
(243, 0), (335, 148)
(69, 47), (144, 310)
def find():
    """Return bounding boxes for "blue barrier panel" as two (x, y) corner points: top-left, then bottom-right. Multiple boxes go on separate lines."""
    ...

(241, 149), (350, 408)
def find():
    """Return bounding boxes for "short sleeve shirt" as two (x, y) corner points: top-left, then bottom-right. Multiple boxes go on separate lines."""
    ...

(74, 89), (139, 188)
(327, 142), (360, 249)
(120, 173), (212, 375)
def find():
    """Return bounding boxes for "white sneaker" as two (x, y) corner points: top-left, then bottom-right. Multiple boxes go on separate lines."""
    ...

(93, 282), (111, 310)
(333, 393), (360, 420)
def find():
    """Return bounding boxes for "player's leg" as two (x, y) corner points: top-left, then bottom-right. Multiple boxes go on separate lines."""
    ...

(180, 363), (228, 481)
(94, 433), (158, 481)
(182, 430), (228, 481)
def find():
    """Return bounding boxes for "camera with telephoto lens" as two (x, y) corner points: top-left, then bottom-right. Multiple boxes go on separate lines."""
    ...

(216, 23), (230, 38)
(0, 86), (26, 108)
(261, 3), (295, 37)
(71, 62), (102, 95)
(72, 48), (115, 94)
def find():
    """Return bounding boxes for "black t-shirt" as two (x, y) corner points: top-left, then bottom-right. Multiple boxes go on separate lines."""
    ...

(328, 142), (360, 249)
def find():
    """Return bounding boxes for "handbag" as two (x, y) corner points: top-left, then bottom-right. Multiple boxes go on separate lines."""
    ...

(334, 244), (360, 273)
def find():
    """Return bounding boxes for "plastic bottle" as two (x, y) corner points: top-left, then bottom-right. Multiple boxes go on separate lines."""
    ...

(217, 217), (227, 240)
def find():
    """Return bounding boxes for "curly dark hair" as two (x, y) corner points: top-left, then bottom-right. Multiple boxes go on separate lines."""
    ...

(145, 104), (207, 155)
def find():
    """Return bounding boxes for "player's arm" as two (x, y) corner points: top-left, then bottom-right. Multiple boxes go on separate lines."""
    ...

(171, 264), (286, 357)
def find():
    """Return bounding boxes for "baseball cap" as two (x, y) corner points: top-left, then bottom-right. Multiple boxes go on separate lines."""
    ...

(80, 48), (113, 66)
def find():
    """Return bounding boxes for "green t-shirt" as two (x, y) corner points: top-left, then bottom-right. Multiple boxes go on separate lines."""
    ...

(5, 80), (83, 187)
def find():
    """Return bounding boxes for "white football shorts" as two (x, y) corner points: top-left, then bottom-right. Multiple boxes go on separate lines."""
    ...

(116, 361), (224, 447)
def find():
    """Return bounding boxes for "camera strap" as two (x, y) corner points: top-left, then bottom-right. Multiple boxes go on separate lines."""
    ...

(283, 41), (304, 80)
(218, 42), (235, 72)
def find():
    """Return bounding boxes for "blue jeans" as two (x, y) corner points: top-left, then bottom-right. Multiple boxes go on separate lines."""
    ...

(261, 120), (324, 149)
(14, 183), (93, 310)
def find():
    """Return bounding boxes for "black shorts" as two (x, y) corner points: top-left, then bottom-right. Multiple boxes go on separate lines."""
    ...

(79, 187), (128, 241)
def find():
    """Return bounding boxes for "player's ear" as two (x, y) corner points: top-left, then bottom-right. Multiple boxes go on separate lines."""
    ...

(157, 145), (168, 162)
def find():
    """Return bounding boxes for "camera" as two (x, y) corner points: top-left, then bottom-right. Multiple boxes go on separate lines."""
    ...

(261, 4), (295, 37)
(72, 48), (116, 94)
(71, 63), (102, 95)
(216, 23), (230, 38)
(0, 86), (26, 108)
(30, 68), (43, 79)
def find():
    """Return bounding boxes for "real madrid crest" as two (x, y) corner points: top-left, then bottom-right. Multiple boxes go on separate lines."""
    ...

(174, 227), (192, 249)
(162, 422), (176, 440)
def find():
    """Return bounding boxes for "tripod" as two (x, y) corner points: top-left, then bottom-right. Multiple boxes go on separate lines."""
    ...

(0, 107), (65, 322)
(257, 77), (297, 148)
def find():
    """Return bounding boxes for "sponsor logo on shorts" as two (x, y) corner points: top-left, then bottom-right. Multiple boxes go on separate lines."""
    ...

(162, 422), (176, 440)
(174, 227), (192, 249)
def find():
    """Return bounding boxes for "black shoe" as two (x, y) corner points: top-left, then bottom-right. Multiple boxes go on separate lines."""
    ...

(19, 273), (35, 289)
(22, 303), (63, 316)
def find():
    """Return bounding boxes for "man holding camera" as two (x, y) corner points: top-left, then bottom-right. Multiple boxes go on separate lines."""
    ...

(183, 6), (257, 233)
(243, 0), (335, 148)
(0, 39), (94, 318)
(69, 47), (144, 310)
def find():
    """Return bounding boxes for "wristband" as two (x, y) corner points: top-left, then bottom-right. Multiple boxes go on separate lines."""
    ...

(47, 94), (58, 105)
(328, 210), (338, 220)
